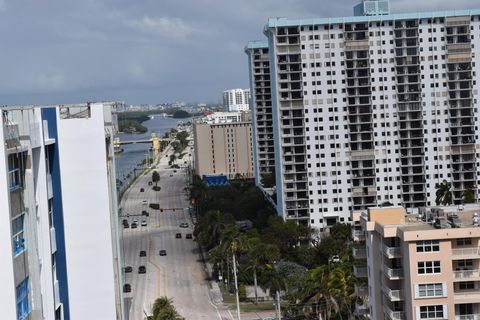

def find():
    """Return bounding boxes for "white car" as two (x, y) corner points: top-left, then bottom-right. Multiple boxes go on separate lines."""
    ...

(329, 255), (340, 263)
(142, 200), (148, 205)
(141, 220), (147, 227)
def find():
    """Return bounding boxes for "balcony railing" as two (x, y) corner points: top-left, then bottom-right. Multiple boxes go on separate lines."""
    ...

(452, 247), (480, 257)
(383, 266), (404, 279)
(454, 269), (480, 280)
(355, 284), (368, 296)
(353, 230), (365, 241)
(383, 305), (406, 320)
(353, 265), (368, 278)
(456, 315), (480, 320)
(383, 286), (403, 301)
(353, 247), (367, 259)
(383, 244), (401, 258)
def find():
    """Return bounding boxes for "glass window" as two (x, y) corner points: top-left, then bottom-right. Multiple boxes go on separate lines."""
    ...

(456, 238), (472, 246)
(419, 305), (444, 319)
(418, 283), (444, 297)
(416, 240), (440, 252)
(418, 261), (441, 274)
(12, 214), (26, 256)
(16, 278), (30, 320)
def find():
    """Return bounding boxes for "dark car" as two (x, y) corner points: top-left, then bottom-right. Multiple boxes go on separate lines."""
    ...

(123, 284), (131, 293)
(142, 210), (149, 217)
(175, 233), (182, 239)
(123, 223), (129, 229)
(122, 219), (128, 225)
(139, 250), (147, 257)
(140, 188), (144, 192)
(173, 170), (177, 173)
(131, 222), (137, 229)
(186, 233), (192, 239)
(138, 266), (146, 274)
(159, 250), (167, 256)
(124, 266), (133, 273)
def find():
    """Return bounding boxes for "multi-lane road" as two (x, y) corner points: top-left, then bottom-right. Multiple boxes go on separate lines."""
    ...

(119, 146), (230, 320)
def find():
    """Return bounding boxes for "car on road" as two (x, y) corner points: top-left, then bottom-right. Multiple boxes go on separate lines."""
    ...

(122, 219), (128, 225)
(180, 222), (189, 228)
(124, 266), (133, 273)
(186, 233), (192, 239)
(175, 233), (182, 239)
(141, 210), (149, 216)
(148, 181), (153, 186)
(138, 266), (146, 274)
(123, 284), (131, 293)
(142, 199), (148, 205)
(159, 250), (167, 256)
(139, 250), (147, 257)
(141, 220), (147, 227)
(173, 170), (177, 173)
(170, 174), (173, 177)
(140, 188), (144, 192)
(123, 223), (129, 228)
(131, 222), (137, 229)
(132, 219), (138, 224)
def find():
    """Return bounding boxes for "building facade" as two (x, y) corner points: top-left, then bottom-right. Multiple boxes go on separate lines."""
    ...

(0, 103), (125, 320)
(252, 1), (480, 229)
(223, 88), (251, 112)
(193, 121), (254, 180)
(354, 205), (480, 320)
(200, 112), (244, 124)
(245, 41), (276, 189)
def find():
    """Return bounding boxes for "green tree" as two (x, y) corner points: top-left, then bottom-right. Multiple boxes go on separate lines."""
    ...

(463, 188), (475, 204)
(260, 172), (276, 188)
(435, 180), (452, 205)
(246, 238), (280, 304)
(152, 171), (160, 187)
(150, 297), (184, 320)
(329, 223), (352, 243)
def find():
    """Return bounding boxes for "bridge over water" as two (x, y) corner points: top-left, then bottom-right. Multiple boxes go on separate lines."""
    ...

(114, 132), (170, 155)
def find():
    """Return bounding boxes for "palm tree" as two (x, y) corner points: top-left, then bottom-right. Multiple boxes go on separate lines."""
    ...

(260, 264), (287, 320)
(246, 238), (280, 304)
(151, 297), (184, 320)
(300, 265), (331, 319)
(435, 180), (453, 205)
(152, 171), (160, 187)
(327, 267), (356, 319)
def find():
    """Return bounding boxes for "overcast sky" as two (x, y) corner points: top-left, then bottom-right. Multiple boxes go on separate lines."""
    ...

(0, 0), (478, 105)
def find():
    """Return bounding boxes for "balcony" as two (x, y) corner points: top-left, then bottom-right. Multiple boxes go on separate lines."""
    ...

(353, 265), (368, 278)
(456, 315), (480, 320)
(353, 230), (365, 241)
(353, 247), (367, 259)
(383, 305), (406, 320)
(383, 266), (403, 280)
(453, 269), (480, 281)
(383, 286), (404, 301)
(355, 302), (369, 316)
(383, 245), (401, 258)
(355, 284), (368, 296)
(452, 247), (480, 259)
(454, 290), (480, 304)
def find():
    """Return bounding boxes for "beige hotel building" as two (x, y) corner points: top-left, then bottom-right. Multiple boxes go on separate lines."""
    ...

(353, 205), (480, 320)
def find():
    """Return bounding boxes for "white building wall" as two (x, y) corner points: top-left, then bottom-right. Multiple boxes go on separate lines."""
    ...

(55, 104), (118, 320)
(0, 117), (18, 320)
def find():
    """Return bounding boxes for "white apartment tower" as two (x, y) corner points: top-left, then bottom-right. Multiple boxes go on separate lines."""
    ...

(0, 103), (125, 320)
(223, 88), (251, 112)
(245, 42), (276, 188)
(251, 0), (480, 229)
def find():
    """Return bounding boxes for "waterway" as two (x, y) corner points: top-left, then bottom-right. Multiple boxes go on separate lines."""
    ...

(114, 115), (190, 186)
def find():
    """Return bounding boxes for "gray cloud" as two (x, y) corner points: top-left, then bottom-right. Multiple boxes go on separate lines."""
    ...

(0, 0), (478, 105)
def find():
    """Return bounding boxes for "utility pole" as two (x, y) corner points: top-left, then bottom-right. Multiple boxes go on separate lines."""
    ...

(232, 248), (241, 320)
(276, 290), (281, 320)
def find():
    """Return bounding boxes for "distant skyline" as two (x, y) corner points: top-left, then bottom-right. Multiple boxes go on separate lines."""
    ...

(0, 0), (478, 105)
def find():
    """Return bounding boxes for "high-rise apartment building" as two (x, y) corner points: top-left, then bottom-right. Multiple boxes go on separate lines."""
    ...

(193, 120), (254, 180)
(245, 41), (276, 189)
(353, 205), (480, 320)
(0, 103), (125, 320)
(247, 0), (480, 229)
(223, 88), (251, 112)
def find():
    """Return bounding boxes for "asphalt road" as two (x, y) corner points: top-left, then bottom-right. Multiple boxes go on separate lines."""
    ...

(120, 146), (230, 320)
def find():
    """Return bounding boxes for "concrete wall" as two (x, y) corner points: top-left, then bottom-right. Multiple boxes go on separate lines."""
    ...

(56, 104), (118, 320)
